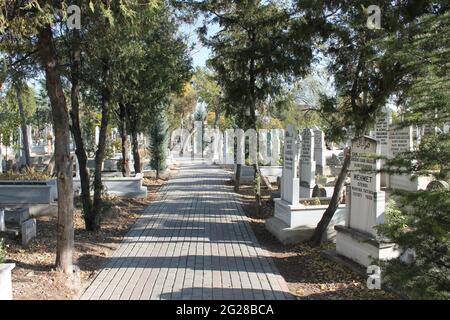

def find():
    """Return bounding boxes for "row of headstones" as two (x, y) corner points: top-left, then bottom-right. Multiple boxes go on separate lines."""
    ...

(280, 126), (331, 203)
(216, 127), (327, 172)
(371, 108), (445, 190)
(0, 126), (53, 172)
(280, 123), (444, 266)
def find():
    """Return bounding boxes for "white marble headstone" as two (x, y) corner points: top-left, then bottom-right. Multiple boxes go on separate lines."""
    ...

(375, 108), (392, 157)
(389, 125), (413, 158)
(281, 125), (301, 205)
(300, 129), (316, 198)
(313, 127), (326, 175)
(270, 129), (283, 166)
(349, 136), (385, 235)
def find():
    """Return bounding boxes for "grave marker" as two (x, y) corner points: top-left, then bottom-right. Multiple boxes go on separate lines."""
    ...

(374, 108), (392, 187)
(335, 136), (399, 267)
(348, 137), (385, 234)
(21, 218), (36, 246)
(388, 125), (429, 191)
(281, 125), (301, 205)
(313, 127), (328, 176)
(299, 129), (316, 198)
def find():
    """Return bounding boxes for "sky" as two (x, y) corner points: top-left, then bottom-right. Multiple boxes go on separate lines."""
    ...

(181, 19), (220, 69)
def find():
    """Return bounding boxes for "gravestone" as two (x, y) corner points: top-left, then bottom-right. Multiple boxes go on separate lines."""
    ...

(426, 180), (450, 191)
(21, 218), (37, 246)
(299, 129), (316, 198)
(270, 129), (283, 166)
(281, 126), (301, 205)
(211, 129), (223, 164)
(223, 130), (235, 165)
(374, 108), (392, 187)
(313, 128), (328, 176)
(4, 208), (30, 225)
(348, 137), (385, 233)
(389, 125), (430, 191)
(258, 130), (269, 165)
(335, 136), (399, 267)
(267, 126), (347, 244)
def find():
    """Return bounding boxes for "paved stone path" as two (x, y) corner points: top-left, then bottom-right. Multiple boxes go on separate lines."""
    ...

(80, 160), (292, 300)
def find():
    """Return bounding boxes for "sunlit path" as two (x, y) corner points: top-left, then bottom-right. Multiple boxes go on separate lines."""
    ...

(80, 159), (292, 300)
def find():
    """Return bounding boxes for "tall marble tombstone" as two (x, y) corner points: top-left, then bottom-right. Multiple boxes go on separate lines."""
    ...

(335, 136), (399, 267)
(374, 108), (392, 187)
(313, 127), (327, 176)
(258, 129), (269, 165)
(270, 129), (283, 166)
(281, 125), (301, 205)
(299, 129), (316, 198)
(223, 130), (235, 165)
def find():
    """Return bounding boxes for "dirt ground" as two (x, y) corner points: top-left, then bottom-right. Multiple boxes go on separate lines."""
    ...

(2, 167), (177, 300)
(236, 184), (398, 300)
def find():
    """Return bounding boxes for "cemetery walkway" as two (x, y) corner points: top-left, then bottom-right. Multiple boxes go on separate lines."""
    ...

(79, 159), (292, 300)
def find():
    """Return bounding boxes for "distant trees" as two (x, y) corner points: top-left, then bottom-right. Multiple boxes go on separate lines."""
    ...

(193, 68), (223, 129)
(186, 0), (319, 203)
(0, 0), (191, 273)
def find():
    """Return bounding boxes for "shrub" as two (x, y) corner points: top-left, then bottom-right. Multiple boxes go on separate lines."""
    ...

(0, 239), (6, 264)
(0, 167), (51, 181)
(377, 190), (450, 300)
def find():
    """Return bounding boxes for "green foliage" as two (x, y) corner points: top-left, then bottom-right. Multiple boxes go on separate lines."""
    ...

(0, 238), (6, 264)
(0, 83), (36, 142)
(378, 191), (450, 299)
(149, 108), (169, 175)
(191, 0), (317, 130)
(376, 7), (450, 300)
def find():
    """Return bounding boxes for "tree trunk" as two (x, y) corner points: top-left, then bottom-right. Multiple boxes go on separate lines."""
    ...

(214, 108), (221, 129)
(234, 163), (242, 192)
(15, 83), (31, 168)
(37, 25), (74, 274)
(131, 129), (141, 174)
(155, 154), (160, 180)
(253, 163), (262, 206)
(90, 63), (111, 231)
(310, 147), (351, 246)
(118, 103), (131, 177)
(69, 28), (93, 226)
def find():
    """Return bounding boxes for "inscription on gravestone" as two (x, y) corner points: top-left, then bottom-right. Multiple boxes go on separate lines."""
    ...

(285, 133), (294, 171)
(21, 218), (36, 246)
(389, 126), (413, 156)
(349, 137), (385, 234)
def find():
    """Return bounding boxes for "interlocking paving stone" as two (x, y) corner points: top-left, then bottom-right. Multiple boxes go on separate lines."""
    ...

(80, 159), (293, 300)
